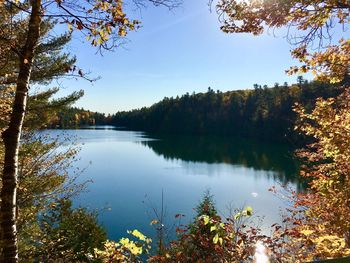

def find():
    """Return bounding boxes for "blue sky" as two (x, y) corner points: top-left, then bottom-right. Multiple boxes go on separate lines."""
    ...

(55, 0), (305, 114)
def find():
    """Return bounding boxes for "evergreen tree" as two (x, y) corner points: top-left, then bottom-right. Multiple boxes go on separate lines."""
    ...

(111, 81), (340, 143)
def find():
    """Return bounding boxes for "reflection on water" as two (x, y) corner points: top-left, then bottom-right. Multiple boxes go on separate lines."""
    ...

(141, 134), (300, 186)
(44, 128), (301, 242)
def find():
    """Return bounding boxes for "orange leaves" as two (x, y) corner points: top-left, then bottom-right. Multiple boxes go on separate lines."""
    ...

(150, 219), (158, 225)
(218, 0), (348, 35)
(57, 0), (140, 49)
(217, 0), (350, 83)
(288, 39), (350, 83)
(67, 20), (84, 31)
(292, 88), (350, 252)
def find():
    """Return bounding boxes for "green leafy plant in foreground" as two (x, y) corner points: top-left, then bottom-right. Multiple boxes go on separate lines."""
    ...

(94, 229), (152, 262)
(148, 193), (260, 263)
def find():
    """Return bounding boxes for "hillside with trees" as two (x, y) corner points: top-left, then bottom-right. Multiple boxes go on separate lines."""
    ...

(47, 107), (110, 129)
(111, 79), (342, 143)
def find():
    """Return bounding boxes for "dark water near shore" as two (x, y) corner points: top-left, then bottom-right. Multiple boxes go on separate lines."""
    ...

(45, 126), (300, 241)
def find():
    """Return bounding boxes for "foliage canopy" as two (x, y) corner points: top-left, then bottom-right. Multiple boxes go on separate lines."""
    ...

(215, 0), (350, 83)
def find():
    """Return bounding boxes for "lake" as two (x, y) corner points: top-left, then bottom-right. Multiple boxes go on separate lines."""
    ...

(45, 126), (301, 242)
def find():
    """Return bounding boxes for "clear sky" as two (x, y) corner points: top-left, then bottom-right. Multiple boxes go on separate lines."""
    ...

(55, 0), (305, 114)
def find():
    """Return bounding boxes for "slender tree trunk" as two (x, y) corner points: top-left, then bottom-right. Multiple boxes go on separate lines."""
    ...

(0, 0), (41, 262)
(345, 228), (350, 248)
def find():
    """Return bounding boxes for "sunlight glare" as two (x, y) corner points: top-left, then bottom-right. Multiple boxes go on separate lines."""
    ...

(254, 241), (270, 263)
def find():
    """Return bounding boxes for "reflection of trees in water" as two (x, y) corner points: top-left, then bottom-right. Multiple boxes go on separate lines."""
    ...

(141, 135), (304, 188)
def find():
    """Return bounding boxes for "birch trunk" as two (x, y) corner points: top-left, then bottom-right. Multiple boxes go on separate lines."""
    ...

(0, 0), (41, 261)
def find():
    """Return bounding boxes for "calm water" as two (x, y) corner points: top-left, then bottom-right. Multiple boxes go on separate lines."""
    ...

(45, 127), (300, 241)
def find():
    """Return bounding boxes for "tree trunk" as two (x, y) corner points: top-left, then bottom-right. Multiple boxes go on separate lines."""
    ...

(345, 228), (350, 248)
(0, 0), (41, 262)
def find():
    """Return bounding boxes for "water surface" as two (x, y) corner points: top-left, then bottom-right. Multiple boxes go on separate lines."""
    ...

(46, 127), (300, 241)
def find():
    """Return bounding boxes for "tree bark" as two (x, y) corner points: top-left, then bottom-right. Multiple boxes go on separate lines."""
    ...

(0, 0), (41, 262)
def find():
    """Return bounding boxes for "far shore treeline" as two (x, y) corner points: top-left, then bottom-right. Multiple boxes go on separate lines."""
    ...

(48, 79), (342, 143)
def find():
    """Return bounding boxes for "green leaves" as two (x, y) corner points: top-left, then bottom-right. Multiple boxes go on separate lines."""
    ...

(234, 206), (253, 220)
(245, 206), (253, 216)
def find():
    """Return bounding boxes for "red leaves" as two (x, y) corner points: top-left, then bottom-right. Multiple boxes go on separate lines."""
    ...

(76, 21), (83, 30)
(175, 213), (185, 218)
(175, 228), (186, 234)
(268, 186), (276, 193)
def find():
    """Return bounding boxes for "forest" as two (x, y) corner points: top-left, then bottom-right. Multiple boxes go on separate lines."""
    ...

(53, 79), (341, 144)
(110, 79), (341, 143)
(47, 107), (110, 129)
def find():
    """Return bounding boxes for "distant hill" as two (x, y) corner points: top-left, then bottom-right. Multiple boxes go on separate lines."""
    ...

(110, 80), (342, 143)
(47, 107), (110, 128)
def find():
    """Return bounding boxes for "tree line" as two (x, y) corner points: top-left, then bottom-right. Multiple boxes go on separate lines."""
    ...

(52, 79), (342, 145)
(47, 107), (110, 129)
(109, 79), (342, 143)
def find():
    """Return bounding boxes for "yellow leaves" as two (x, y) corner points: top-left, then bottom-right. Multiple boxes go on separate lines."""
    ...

(329, 76), (342, 84)
(197, 214), (226, 246)
(3, 0), (19, 5)
(294, 88), (350, 259)
(203, 215), (210, 225)
(128, 229), (148, 242)
(119, 237), (143, 255)
(212, 233), (224, 245)
(99, 29), (107, 40)
(118, 28), (127, 37)
(300, 228), (314, 236)
(213, 233), (219, 243)
(305, 39), (350, 83)
(218, 0), (338, 34)
(0, 86), (15, 133)
(311, 235), (350, 259)
(94, 240), (125, 261)
(218, 1), (350, 83)
(289, 40), (350, 82)
(294, 225), (350, 261)
(244, 206), (253, 216)
(105, 25), (112, 35)
(99, 1), (110, 11)
(58, 0), (140, 48)
(67, 23), (73, 31)
(234, 206), (253, 220)
(94, 229), (152, 261)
